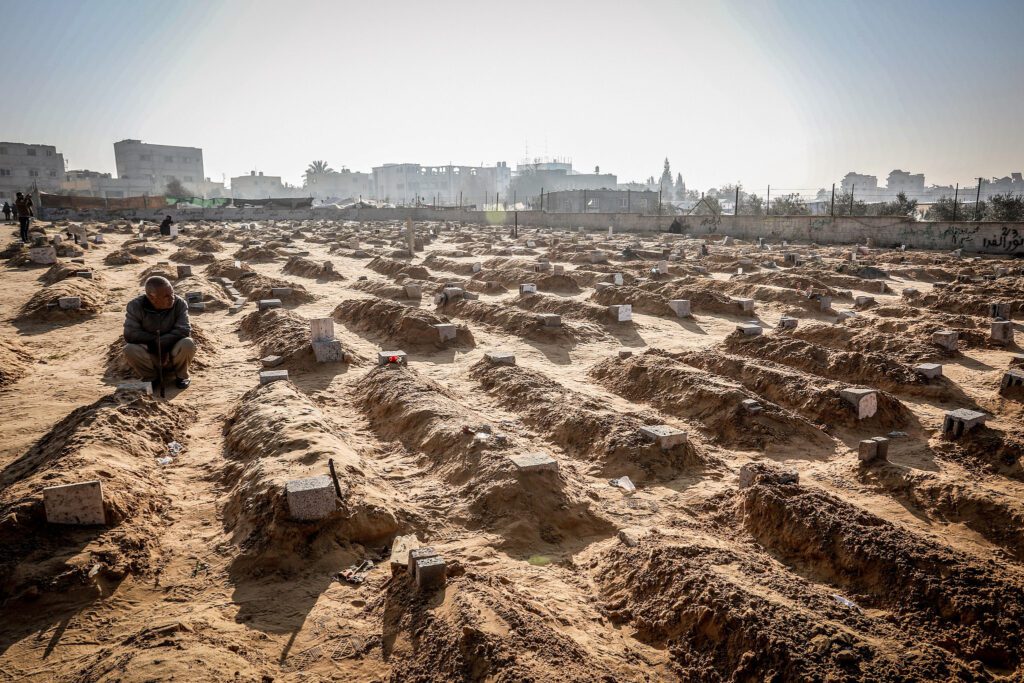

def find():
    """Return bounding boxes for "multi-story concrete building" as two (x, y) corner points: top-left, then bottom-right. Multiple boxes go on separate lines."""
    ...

(305, 169), (374, 202)
(886, 169), (925, 198)
(544, 188), (657, 213)
(230, 171), (286, 199)
(372, 162), (511, 206)
(114, 139), (204, 195)
(63, 170), (152, 198)
(512, 160), (617, 205)
(0, 142), (66, 201)
(840, 172), (879, 196)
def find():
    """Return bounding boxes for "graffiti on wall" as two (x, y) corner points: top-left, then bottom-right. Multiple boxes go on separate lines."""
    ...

(940, 224), (980, 247)
(701, 215), (721, 233)
(982, 226), (1024, 253)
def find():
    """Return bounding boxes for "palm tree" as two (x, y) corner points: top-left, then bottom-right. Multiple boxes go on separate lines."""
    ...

(304, 160), (333, 186)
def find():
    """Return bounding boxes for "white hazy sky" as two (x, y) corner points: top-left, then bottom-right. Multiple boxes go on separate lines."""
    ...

(2, 0), (1021, 192)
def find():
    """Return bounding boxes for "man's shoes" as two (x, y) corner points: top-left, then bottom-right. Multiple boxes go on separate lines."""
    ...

(175, 377), (191, 389)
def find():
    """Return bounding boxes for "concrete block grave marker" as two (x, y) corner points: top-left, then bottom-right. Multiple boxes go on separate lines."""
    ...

(261, 355), (283, 368)
(310, 318), (335, 342)
(259, 369), (289, 385)
(389, 534), (419, 575)
(942, 408), (986, 438)
(737, 323), (763, 336)
(508, 451), (559, 473)
(991, 321), (1013, 345)
(270, 287), (293, 298)
(932, 329), (958, 351)
(415, 555), (447, 590)
(536, 313), (561, 328)
(485, 351), (516, 366)
(639, 425), (687, 449)
(378, 350), (408, 367)
(733, 298), (755, 313)
(44, 480), (105, 525)
(58, 297), (82, 310)
(117, 380), (153, 395)
(668, 300), (691, 317)
(777, 316), (797, 329)
(258, 299), (282, 311)
(285, 475), (336, 521)
(840, 387), (878, 420)
(609, 304), (632, 322)
(176, 265), (192, 278)
(519, 283), (537, 296)
(858, 436), (889, 463)
(435, 324), (457, 342)
(914, 363), (942, 379)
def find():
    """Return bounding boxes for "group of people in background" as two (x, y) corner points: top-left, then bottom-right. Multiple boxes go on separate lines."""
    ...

(2, 193), (35, 242)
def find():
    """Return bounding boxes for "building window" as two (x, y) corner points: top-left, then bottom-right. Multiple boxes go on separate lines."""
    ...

(46, 150), (53, 156)
(29, 170), (39, 177)
(618, 197), (628, 208)
(49, 171), (56, 177)
(0, 169), (10, 176)
(26, 148), (36, 156)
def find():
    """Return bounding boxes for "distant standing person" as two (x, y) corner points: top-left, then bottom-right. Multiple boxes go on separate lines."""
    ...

(159, 215), (173, 236)
(2, 201), (11, 221)
(15, 192), (33, 242)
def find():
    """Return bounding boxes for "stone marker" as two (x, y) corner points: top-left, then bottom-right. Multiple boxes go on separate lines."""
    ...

(932, 329), (958, 351)
(188, 302), (206, 312)
(942, 408), (986, 438)
(858, 436), (889, 463)
(117, 380), (153, 395)
(176, 265), (192, 278)
(639, 425), (687, 449)
(259, 369), (289, 385)
(1000, 368), (1024, 395)
(389, 534), (420, 575)
(552, 265), (565, 275)
(75, 271), (92, 279)
(613, 273), (624, 286)
(1010, 354), (1024, 368)
(608, 304), (632, 322)
(989, 302), (1012, 320)
(855, 296), (875, 306)
(914, 363), (943, 379)
(485, 350), (516, 366)
(285, 475), (336, 521)
(777, 316), (798, 329)
(28, 246), (57, 265)
(991, 320), (1013, 345)
(270, 287), (293, 298)
(818, 296), (833, 312)
(840, 387), (878, 419)
(519, 283), (537, 296)
(258, 299), (282, 311)
(404, 283), (422, 298)
(668, 300), (691, 317)
(58, 296), (82, 310)
(312, 339), (345, 362)
(589, 250), (608, 264)
(408, 547), (438, 578)
(261, 355), (283, 368)
(595, 282), (612, 292)
(741, 398), (763, 414)
(310, 318), (335, 342)
(378, 350), (408, 367)
(737, 323), (763, 336)
(536, 313), (561, 328)
(618, 349), (633, 359)
(43, 480), (105, 525)
(508, 451), (559, 472)
(435, 323), (457, 342)
(415, 556), (447, 590)
(733, 298), (755, 313)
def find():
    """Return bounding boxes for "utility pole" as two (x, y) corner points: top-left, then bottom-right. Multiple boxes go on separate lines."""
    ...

(658, 189), (662, 216)
(583, 189), (587, 213)
(766, 185), (770, 216)
(952, 183), (959, 221)
(540, 187), (544, 211)
(850, 185), (854, 214)
(627, 188), (631, 213)
(830, 183), (835, 218)
(735, 186), (740, 216)
(974, 177), (983, 220)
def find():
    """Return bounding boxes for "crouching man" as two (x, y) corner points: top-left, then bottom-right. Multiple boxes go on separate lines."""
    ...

(124, 276), (195, 390)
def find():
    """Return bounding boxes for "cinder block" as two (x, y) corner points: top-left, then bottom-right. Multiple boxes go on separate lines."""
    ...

(519, 283), (537, 296)
(595, 282), (613, 292)
(914, 363), (943, 379)
(389, 534), (420, 575)
(991, 321), (1013, 345)
(942, 408), (987, 438)
(261, 355), (283, 368)
(668, 300), (691, 317)
(737, 323), (762, 336)
(270, 287), (293, 298)
(741, 398), (762, 414)
(176, 265), (192, 278)
(188, 302), (206, 312)
(58, 297), (82, 310)
(404, 284), (422, 298)
(415, 556), (447, 590)
(932, 329), (958, 351)
(777, 316), (798, 329)
(508, 452), (559, 472)
(259, 369), (289, 384)
(552, 265), (565, 275)
(435, 324), (457, 342)
(618, 349), (633, 359)
(408, 546), (438, 578)
(589, 251), (608, 264)
(639, 425), (687, 449)
(818, 296), (833, 312)
(258, 299), (283, 311)
(75, 271), (93, 279)
(310, 318), (335, 342)
(840, 387), (878, 419)
(734, 298), (755, 313)
(608, 304), (632, 322)
(613, 273), (624, 285)
(312, 339), (345, 362)
(536, 313), (561, 327)
(378, 350), (408, 367)
(117, 380), (153, 395)
(855, 296), (874, 306)
(1000, 368), (1024, 394)
(285, 475), (336, 521)
(485, 351), (516, 365)
(43, 480), (105, 525)
(28, 246), (57, 265)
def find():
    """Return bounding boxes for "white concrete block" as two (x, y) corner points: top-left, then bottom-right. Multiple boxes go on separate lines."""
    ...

(639, 424), (687, 449)
(258, 299), (283, 310)
(285, 475), (336, 521)
(519, 283), (537, 296)
(310, 318), (335, 342)
(378, 350), (408, 367)
(840, 388), (878, 419)
(668, 300), (691, 317)
(485, 351), (516, 365)
(44, 480), (105, 525)
(609, 304), (632, 322)
(259, 369), (289, 384)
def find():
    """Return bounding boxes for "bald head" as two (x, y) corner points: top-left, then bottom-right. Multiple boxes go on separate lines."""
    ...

(144, 276), (175, 310)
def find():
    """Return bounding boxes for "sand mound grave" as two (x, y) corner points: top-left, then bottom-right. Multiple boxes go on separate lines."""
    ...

(332, 297), (473, 348)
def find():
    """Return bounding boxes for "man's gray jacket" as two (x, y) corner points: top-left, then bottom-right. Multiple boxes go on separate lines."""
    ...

(123, 294), (191, 354)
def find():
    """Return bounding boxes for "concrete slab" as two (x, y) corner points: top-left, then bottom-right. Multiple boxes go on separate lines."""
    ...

(435, 324), (457, 342)
(43, 480), (105, 525)
(485, 351), (516, 365)
(259, 369), (289, 385)
(508, 451), (559, 472)
(668, 300), (691, 317)
(258, 299), (283, 311)
(116, 380), (153, 395)
(536, 313), (561, 327)
(639, 425), (687, 449)
(378, 350), (408, 367)
(389, 534), (420, 575)
(840, 387), (878, 419)
(58, 297), (82, 310)
(261, 355), (284, 368)
(415, 556), (447, 590)
(285, 475), (336, 521)
(914, 363), (943, 379)
(310, 318), (335, 342)
(312, 339), (345, 363)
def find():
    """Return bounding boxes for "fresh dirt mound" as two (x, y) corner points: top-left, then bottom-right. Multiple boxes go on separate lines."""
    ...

(720, 280), (843, 313)
(19, 277), (107, 320)
(138, 263), (178, 283)
(590, 351), (835, 449)
(675, 346), (913, 431)
(740, 270), (860, 297)
(446, 299), (599, 345)
(512, 293), (618, 326)
(282, 255), (345, 281)
(104, 322), (214, 377)
(789, 319), (949, 364)
(474, 264), (582, 293)
(221, 382), (399, 567)
(0, 338), (33, 388)
(103, 249), (142, 266)
(0, 394), (193, 600)
(590, 284), (675, 316)
(382, 570), (616, 681)
(232, 245), (282, 262)
(724, 332), (941, 395)
(643, 278), (742, 316)
(333, 297), (473, 347)
(470, 359), (708, 481)
(204, 258), (254, 281)
(350, 278), (419, 300)
(39, 262), (95, 285)
(737, 480), (1024, 674)
(596, 534), (976, 681)
(861, 465), (1024, 561)
(422, 253), (478, 276)
(170, 247), (217, 264)
(354, 365), (613, 550)
(365, 256), (430, 279)
(238, 308), (353, 367)
(172, 274), (233, 310)
(234, 271), (315, 303)
(182, 237), (223, 253)
(932, 425), (1024, 481)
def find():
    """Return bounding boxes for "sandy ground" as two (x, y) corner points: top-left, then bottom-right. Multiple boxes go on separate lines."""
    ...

(1, 218), (1023, 682)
